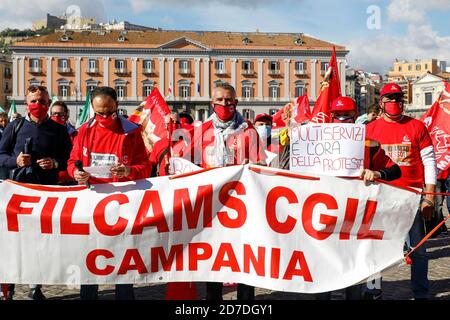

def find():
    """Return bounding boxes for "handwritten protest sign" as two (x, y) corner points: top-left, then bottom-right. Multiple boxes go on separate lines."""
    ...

(290, 123), (365, 176)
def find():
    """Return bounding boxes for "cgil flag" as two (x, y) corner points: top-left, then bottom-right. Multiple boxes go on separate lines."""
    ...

(138, 87), (171, 153)
(420, 81), (450, 173)
(310, 46), (341, 123)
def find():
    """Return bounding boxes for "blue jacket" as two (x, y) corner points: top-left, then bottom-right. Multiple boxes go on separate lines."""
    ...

(0, 116), (72, 185)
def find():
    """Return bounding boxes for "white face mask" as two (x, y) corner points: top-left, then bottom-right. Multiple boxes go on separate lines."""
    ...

(256, 125), (272, 140)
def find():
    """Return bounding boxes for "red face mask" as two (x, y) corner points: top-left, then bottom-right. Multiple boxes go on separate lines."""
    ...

(50, 115), (66, 125)
(214, 104), (235, 122)
(96, 112), (118, 129)
(384, 102), (403, 119)
(28, 102), (49, 121)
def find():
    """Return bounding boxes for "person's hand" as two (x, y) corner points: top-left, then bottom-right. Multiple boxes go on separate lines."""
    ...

(36, 157), (54, 170)
(360, 169), (381, 185)
(420, 198), (435, 221)
(74, 169), (90, 183)
(110, 164), (131, 178)
(16, 152), (31, 167)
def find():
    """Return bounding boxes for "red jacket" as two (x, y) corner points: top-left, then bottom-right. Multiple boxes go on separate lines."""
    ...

(186, 119), (266, 168)
(67, 116), (152, 184)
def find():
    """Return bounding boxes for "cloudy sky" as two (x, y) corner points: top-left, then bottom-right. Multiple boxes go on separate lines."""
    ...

(0, 0), (449, 75)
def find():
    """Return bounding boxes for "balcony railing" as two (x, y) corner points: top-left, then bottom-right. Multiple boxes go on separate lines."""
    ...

(268, 69), (282, 76)
(241, 69), (254, 75)
(86, 67), (99, 74)
(295, 69), (306, 75)
(114, 68), (128, 74)
(179, 68), (191, 75)
(215, 69), (227, 75)
(320, 70), (327, 76)
(29, 66), (42, 73)
(143, 67), (154, 74)
(57, 67), (72, 74)
(4, 72), (12, 78)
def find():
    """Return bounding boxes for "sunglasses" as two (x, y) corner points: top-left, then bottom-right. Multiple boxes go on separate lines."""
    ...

(27, 85), (48, 93)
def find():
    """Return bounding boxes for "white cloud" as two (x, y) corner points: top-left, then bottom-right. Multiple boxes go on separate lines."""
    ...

(387, 0), (450, 23)
(0, 0), (107, 30)
(347, 23), (450, 75)
(387, 0), (424, 23)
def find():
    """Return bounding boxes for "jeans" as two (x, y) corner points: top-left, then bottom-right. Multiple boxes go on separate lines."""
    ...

(436, 178), (450, 231)
(407, 210), (429, 299)
(206, 282), (254, 300)
(80, 284), (135, 300)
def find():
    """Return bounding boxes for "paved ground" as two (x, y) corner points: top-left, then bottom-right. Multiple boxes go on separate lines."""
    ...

(5, 216), (449, 301)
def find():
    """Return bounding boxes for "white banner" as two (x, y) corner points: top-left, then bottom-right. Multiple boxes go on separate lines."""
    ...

(0, 165), (419, 293)
(290, 123), (366, 177)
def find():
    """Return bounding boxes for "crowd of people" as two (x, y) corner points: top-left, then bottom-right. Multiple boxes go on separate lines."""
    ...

(0, 80), (448, 300)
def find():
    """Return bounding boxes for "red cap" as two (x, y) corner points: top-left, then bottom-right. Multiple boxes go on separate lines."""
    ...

(380, 83), (404, 97)
(254, 113), (273, 124)
(330, 96), (357, 113)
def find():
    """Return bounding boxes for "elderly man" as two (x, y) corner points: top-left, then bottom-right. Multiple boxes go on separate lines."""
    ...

(181, 83), (266, 300)
(0, 85), (72, 300)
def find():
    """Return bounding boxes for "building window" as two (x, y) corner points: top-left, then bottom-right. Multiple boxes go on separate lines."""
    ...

(29, 78), (41, 87)
(143, 60), (153, 73)
(425, 92), (433, 106)
(241, 80), (253, 99)
(268, 61), (279, 72)
(215, 60), (225, 74)
(114, 79), (127, 100)
(86, 79), (98, 95)
(416, 64), (421, 71)
(242, 109), (254, 120)
(268, 81), (279, 99)
(89, 59), (97, 69)
(425, 64), (428, 69)
(408, 65), (412, 71)
(179, 80), (191, 98)
(179, 60), (190, 74)
(142, 80), (154, 97)
(213, 80), (225, 88)
(294, 81), (306, 97)
(58, 59), (69, 69)
(4, 67), (11, 77)
(241, 61), (253, 74)
(116, 86), (125, 99)
(399, 66), (402, 72)
(115, 59), (126, 70)
(295, 61), (304, 72)
(30, 59), (40, 68)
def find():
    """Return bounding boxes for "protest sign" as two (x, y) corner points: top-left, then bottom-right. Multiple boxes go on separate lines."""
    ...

(290, 123), (365, 177)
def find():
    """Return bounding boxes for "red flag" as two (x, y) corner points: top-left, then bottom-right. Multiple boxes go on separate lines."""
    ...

(310, 46), (341, 123)
(293, 94), (311, 123)
(420, 81), (450, 173)
(139, 87), (171, 153)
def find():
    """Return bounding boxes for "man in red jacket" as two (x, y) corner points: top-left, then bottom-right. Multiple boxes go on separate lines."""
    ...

(182, 83), (266, 300)
(67, 86), (152, 300)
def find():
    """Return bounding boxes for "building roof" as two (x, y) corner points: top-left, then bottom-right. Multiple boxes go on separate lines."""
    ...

(13, 30), (346, 51)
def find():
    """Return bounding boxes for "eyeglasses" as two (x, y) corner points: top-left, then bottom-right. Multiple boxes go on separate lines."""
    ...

(51, 112), (66, 117)
(27, 85), (48, 93)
